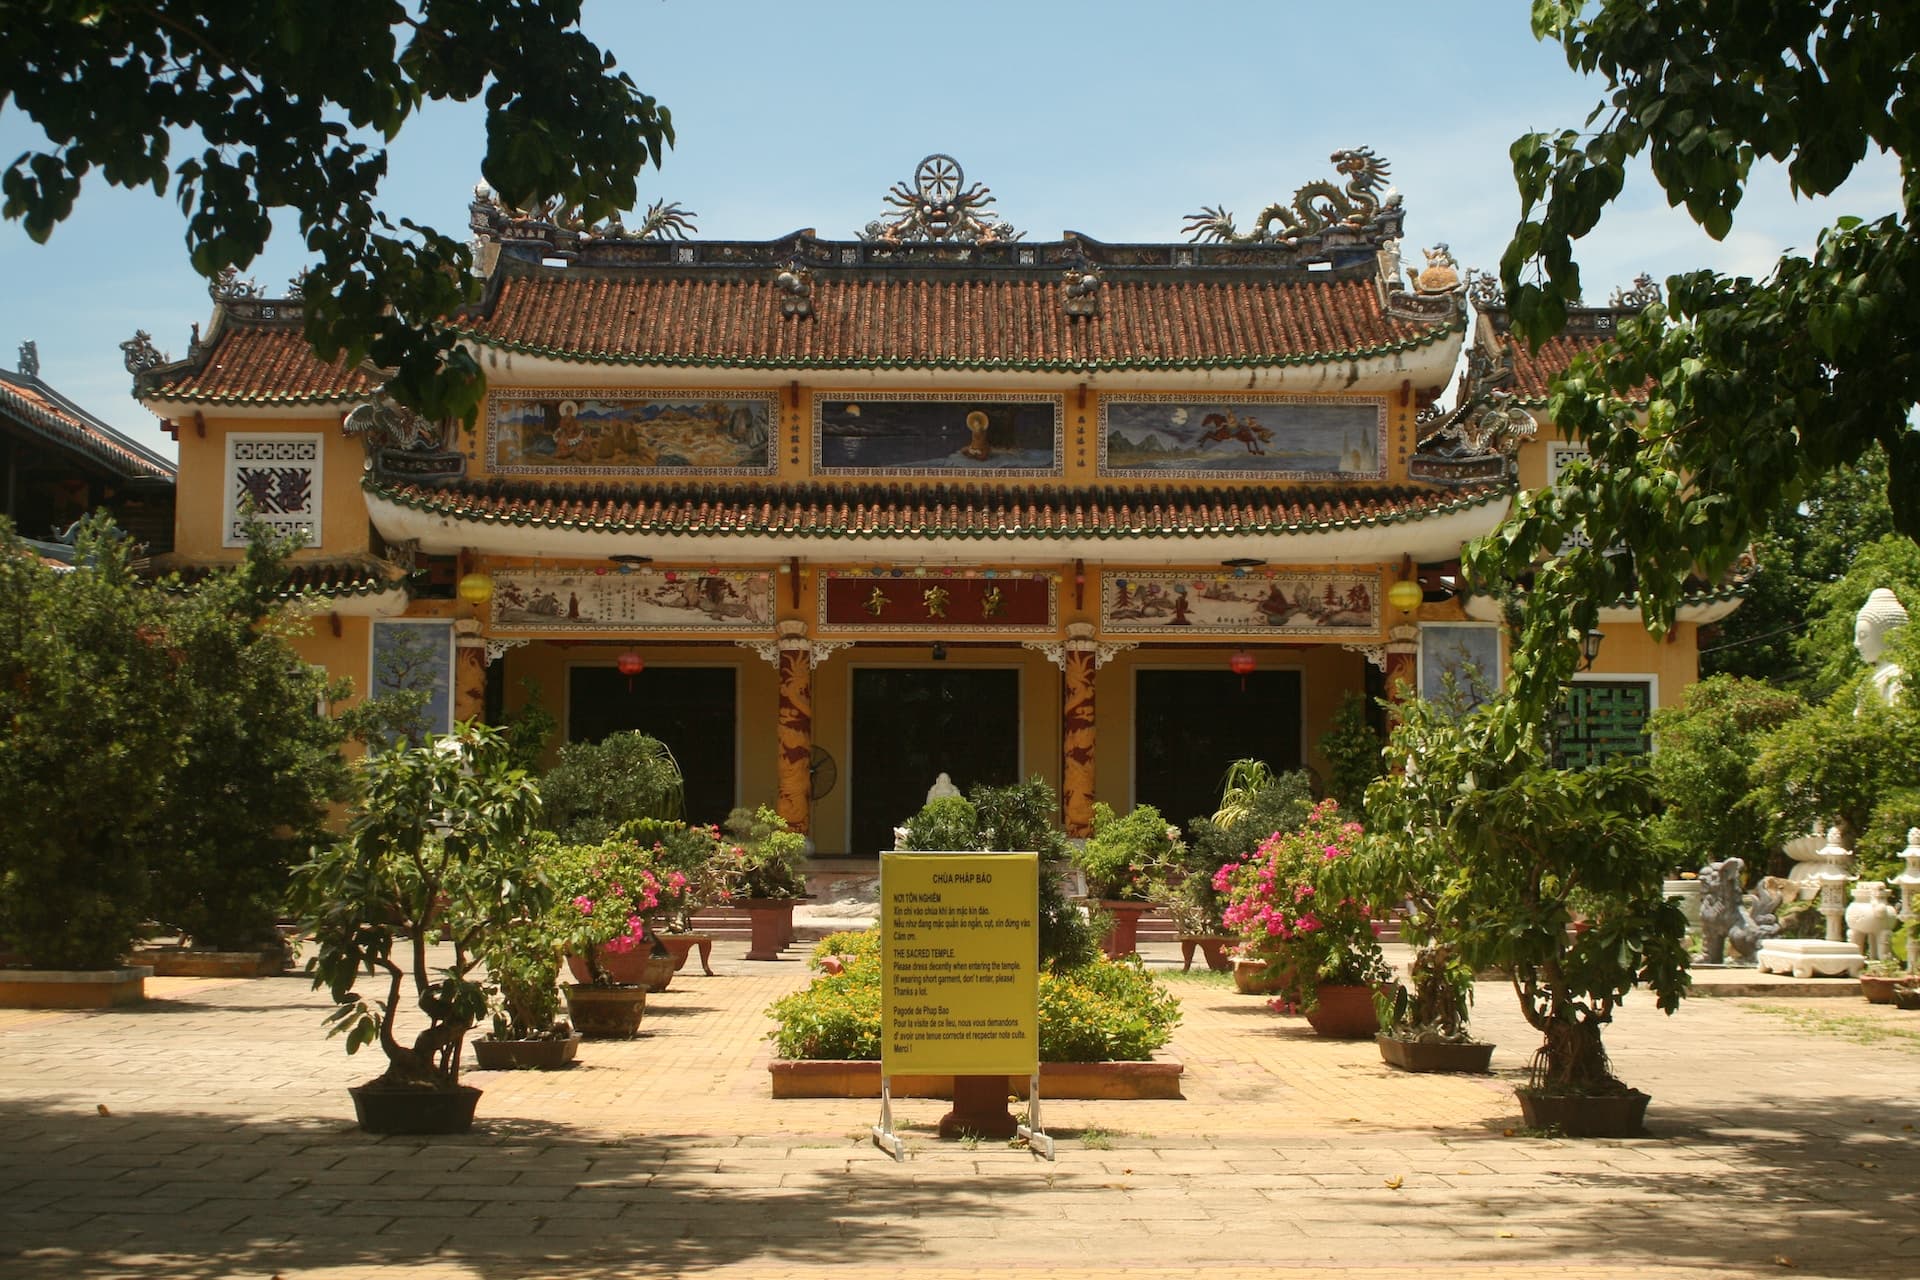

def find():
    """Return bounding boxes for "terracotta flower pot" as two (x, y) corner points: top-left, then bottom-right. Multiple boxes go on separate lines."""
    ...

(1096, 900), (1151, 959)
(1179, 936), (1235, 973)
(1375, 1034), (1494, 1074)
(1232, 955), (1295, 996)
(566, 950), (676, 992)
(741, 898), (798, 961)
(348, 1082), (481, 1135)
(658, 932), (715, 976)
(1304, 982), (1391, 1039)
(563, 983), (648, 1039)
(472, 1033), (582, 1071)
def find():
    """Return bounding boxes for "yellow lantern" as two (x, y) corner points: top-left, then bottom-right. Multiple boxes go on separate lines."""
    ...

(1386, 577), (1424, 613)
(457, 572), (495, 605)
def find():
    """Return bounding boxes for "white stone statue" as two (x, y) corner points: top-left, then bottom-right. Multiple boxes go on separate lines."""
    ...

(1844, 881), (1900, 961)
(1854, 587), (1909, 710)
(925, 772), (961, 803)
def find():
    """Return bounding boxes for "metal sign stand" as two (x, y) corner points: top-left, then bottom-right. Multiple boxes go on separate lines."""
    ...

(871, 1077), (905, 1160)
(1018, 1071), (1056, 1160)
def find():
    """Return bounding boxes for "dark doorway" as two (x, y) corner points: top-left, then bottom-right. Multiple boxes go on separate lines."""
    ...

(568, 665), (737, 826)
(850, 667), (1021, 857)
(1134, 669), (1303, 830)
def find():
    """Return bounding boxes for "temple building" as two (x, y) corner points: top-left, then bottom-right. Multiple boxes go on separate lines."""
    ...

(130, 151), (1739, 852)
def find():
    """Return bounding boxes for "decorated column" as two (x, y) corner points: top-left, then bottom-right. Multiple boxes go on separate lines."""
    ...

(775, 619), (814, 835)
(1062, 623), (1098, 838)
(1382, 622), (1419, 718)
(453, 619), (488, 725)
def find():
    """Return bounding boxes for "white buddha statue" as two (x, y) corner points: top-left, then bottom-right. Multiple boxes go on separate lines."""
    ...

(1855, 588), (1909, 710)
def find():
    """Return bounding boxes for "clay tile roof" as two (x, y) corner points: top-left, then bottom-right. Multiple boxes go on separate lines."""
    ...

(147, 552), (407, 601)
(455, 266), (1458, 372)
(0, 370), (175, 481)
(147, 319), (378, 405)
(368, 475), (1510, 541)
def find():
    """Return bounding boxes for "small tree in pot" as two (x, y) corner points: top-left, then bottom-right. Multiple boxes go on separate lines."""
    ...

(293, 722), (542, 1132)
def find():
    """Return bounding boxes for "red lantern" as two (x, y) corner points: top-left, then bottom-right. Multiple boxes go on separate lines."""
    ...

(617, 648), (644, 692)
(1229, 649), (1255, 691)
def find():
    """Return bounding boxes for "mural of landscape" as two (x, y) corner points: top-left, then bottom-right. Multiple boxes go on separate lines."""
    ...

(1102, 572), (1379, 635)
(490, 568), (775, 633)
(1100, 395), (1387, 479)
(815, 393), (1061, 475)
(488, 391), (777, 475)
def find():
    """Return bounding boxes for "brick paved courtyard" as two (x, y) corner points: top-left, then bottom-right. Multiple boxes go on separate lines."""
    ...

(1, 943), (1916, 1279)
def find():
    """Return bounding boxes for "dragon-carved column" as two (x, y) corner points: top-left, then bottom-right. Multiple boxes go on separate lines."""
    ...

(1062, 623), (1098, 838)
(775, 619), (814, 836)
(453, 619), (488, 726)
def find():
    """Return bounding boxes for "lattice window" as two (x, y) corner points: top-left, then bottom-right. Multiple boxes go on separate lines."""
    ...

(224, 433), (322, 548)
(1555, 680), (1651, 770)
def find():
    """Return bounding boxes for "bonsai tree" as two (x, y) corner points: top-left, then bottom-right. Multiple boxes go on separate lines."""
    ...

(898, 775), (1101, 971)
(1075, 801), (1180, 902)
(1406, 695), (1691, 1096)
(294, 722), (542, 1093)
(724, 805), (809, 900)
(478, 912), (565, 1044)
(1214, 798), (1389, 1009)
(539, 730), (685, 842)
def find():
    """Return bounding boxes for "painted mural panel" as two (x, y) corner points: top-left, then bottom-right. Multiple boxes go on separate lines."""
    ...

(487, 390), (777, 476)
(814, 392), (1062, 476)
(370, 619), (454, 745)
(1418, 622), (1502, 709)
(818, 570), (1054, 632)
(1101, 571), (1379, 636)
(490, 567), (775, 633)
(224, 433), (322, 548)
(1099, 394), (1387, 479)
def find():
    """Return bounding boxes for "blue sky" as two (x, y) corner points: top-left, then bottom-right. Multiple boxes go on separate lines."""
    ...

(1, 1), (1901, 459)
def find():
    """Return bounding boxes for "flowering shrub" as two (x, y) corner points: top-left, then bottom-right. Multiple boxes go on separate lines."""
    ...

(544, 822), (730, 983)
(1214, 798), (1389, 1007)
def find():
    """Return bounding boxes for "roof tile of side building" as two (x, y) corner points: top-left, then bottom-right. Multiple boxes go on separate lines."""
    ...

(143, 317), (379, 406)
(365, 475), (1510, 540)
(0, 368), (176, 481)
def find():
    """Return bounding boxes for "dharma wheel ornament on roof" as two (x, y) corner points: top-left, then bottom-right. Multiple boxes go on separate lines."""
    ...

(861, 154), (1023, 245)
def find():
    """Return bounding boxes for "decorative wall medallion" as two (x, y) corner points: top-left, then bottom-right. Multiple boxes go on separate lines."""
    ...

(224, 433), (322, 548)
(486, 390), (778, 476)
(1101, 570), (1380, 636)
(814, 392), (1063, 476)
(1098, 393), (1387, 480)
(817, 570), (1056, 633)
(489, 568), (775, 633)
(370, 619), (454, 744)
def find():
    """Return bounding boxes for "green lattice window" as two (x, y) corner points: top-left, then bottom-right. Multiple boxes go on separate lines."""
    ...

(1555, 680), (1651, 770)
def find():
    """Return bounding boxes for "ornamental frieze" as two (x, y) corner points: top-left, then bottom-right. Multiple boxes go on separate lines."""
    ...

(1098, 393), (1387, 481)
(485, 389), (779, 477)
(1101, 570), (1380, 637)
(489, 567), (776, 634)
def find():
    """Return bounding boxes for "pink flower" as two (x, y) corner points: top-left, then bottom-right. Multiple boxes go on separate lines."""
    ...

(573, 896), (595, 916)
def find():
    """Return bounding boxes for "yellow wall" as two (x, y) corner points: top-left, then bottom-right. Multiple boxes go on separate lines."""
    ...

(1589, 620), (1700, 710)
(172, 410), (367, 561)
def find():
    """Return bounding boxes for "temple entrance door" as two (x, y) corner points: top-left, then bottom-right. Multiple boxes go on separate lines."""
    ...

(1133, 668), (1303, 830)
(567, 665), (738, 827)
(849, 667), (1021, 857)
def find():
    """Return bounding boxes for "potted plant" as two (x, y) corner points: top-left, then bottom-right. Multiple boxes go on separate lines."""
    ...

(643, 819), (738, 977)
(724, 805), (810, 960)
(472, 905), (579, 1071)
(1331, 697), (1495, 1072)
(293, 722), (542, 1133)
(1074, 801), (1180, 958)
(539, 730), (685, 843)
(1172, 761), (1317, 974)
(1411, 694), (1691, 1136)
(545, 831), (692, 1035)
(1859, 957), (1918, 1004)
(1215, 798), (1392, 1037)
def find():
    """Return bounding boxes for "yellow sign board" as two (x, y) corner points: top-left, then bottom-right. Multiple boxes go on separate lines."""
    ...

(879, 852), (1039, 1077)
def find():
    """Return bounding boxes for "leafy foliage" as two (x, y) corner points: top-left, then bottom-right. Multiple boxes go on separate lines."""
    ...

(538, 731), (684, 843)
(1752, 671), (1920, 873)
(722, 805), (808, 900)
(1795, 537), (1920, 703)
(1318, 694), (1385, 816)
(766, 955), (1179, 1064)
(899, 775), (1101, 971)
(1646, 676), (1805, 882)
(292, 723), (542, 1089)
(1075, 801), (1180, 902)
(1, 2), (673, 424)
(1484, 0), (1920, 714)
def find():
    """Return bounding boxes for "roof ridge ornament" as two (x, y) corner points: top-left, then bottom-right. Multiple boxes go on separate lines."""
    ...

(1611, 272), (1661, 309)
(16, 340), (37, 378)
(1183, 147), (1402, 245)
(862, 154), (1022, 244)
(120, 330), (166, 375)
(468, 182), (699, 250)
(209, 266), (262, 303)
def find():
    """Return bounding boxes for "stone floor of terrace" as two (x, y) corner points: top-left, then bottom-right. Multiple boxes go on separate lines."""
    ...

(0, 941), (1915, 1280)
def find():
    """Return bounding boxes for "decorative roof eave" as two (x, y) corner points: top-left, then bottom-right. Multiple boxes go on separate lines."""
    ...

(1461, 587), (1746, 628)
(363, 479), (1510, 568)
(455, 326), (1466, 395)
(0, 377), (177, 482)
(145, 552), (411, 615)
